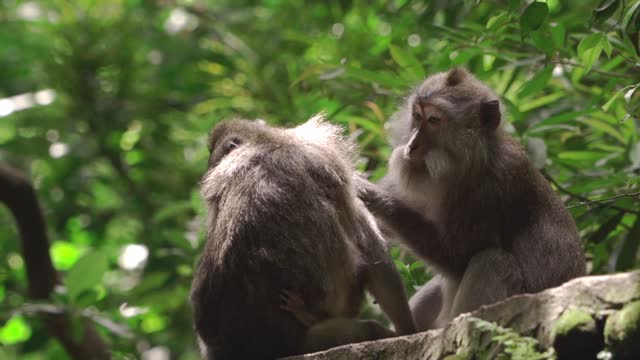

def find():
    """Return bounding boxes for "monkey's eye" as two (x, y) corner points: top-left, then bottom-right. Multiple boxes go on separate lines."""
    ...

(223, 137), (242, 153)
(427, 115), (441, 124)
(413, 113), (424, 123)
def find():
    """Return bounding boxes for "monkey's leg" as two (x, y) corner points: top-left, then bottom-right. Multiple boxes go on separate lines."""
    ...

(303, 318), (395, 353)
(448, 248), (524, 320)
(364, 259), (417, 335)
(409, 275), (444, 331)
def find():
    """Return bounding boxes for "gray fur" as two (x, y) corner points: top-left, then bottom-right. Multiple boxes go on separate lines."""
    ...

(360, 68), (586, 330)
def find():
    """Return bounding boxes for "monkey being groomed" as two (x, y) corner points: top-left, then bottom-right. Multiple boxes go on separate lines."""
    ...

(190, 116), (416, 360)
(359, 67), (586, 331)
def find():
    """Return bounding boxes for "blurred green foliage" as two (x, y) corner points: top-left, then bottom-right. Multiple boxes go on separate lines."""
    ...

(0, 0), (639, 358)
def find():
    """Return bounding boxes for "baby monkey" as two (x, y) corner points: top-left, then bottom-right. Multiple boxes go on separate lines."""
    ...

(190, 116), (415, 360)
(359, 68), (585, 330)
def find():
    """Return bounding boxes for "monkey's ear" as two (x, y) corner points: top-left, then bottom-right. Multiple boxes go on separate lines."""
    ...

(446, 67), (469, 86)
(481, 100), (501, 130)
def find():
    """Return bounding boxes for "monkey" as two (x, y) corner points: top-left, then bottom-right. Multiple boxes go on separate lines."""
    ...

(357, 67), (586, 331)
(190, 115), (416, 360)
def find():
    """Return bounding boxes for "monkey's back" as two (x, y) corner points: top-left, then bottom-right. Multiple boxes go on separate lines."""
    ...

(192, 139), (364, 359)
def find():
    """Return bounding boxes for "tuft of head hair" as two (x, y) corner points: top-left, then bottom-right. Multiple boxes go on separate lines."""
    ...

(288, 113), (357, 164)
(445, 67), (469, 87)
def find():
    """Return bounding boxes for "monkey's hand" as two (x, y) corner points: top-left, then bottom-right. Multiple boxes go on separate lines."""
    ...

(280, 290), (319, 327)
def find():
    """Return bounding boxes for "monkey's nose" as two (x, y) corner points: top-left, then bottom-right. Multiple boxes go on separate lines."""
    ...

(403, 128), (421, 160)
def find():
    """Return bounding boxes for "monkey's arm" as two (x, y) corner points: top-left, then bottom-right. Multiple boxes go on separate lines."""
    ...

(356, 178), (450, 269)
(364, 259), (416, 335)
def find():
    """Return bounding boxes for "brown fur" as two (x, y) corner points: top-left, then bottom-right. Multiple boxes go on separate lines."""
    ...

(191, 116), (414, 359)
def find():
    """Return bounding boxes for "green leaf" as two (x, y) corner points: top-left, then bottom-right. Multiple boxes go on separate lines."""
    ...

(622, 0), (640, 33)
(0, 316), (32, 345)
(487, 11), (509, 30)
(152, 201), (193, 223)
(520, 2), (549, 35)
(449, 48), (481, 66)
(550, 23), (566, 48)
(389, 45), (425, 80)
(588, 211), (624, 244)
(531, 30), (554, 55)
(65, 250), (109, 300)
(409, 261), (425, 271)
(601, 36), (613, 58)
(517, 66), (554, 98)
(50, 241), (81, 270)
(0, 121), (16, 144)
(345, 67), (406, 88)
(532, 109), (596, 128)
(602, 86), (630, 111)
(483, 54), (496, 71)
(557, 151), (606, 161)
(615, 215), (640, 271)
(519, 92), (564, 112)
(577, 118), (626, 144)
(593, 0), (620, 24)
(577, 33), (604, 72)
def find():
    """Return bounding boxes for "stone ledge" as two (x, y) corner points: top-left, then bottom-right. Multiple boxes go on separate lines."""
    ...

(285, 271), (640, 360)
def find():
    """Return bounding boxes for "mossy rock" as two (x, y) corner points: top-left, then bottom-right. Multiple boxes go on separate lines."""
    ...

(551, 308), (603, 360)
(604, 300), (640, 359)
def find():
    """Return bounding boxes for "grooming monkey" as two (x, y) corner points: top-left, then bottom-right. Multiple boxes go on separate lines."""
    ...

(359, 68), (586, 330)
(190, 116), (416, 360)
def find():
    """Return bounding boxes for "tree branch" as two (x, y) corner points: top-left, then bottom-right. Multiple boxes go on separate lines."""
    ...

(0, 162), (110, 360)
(542, 170), (640, 215)
(567, 191), (640, 209)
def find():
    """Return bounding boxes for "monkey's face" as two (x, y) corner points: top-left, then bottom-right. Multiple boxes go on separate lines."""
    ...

(401, 68), (502, 178)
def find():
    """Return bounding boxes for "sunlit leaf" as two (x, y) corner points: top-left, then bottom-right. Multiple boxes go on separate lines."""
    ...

(557, 151), (606, 162)
(483, 54), (496, 71)
(141, 313), (168, 333)
(0, 121), (16, 144)
(50, 241), (81, 270)
(0, 316), (31, 345)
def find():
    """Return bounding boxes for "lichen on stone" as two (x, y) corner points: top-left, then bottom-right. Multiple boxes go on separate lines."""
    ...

(552, 308), (595, 337)
(604, 300), (640, 357)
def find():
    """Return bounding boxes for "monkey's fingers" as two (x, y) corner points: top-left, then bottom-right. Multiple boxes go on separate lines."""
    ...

(280, 290), (306, 309)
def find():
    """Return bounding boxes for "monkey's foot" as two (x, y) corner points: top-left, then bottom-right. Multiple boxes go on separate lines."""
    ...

(280, 290), (318, 327)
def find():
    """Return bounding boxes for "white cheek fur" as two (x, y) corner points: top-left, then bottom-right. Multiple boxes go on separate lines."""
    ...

(424, 149), (450, 180)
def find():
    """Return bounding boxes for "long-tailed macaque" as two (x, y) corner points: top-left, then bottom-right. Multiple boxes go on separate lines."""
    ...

(358, 68), (586, 330)
(191, 116), (416, 360)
